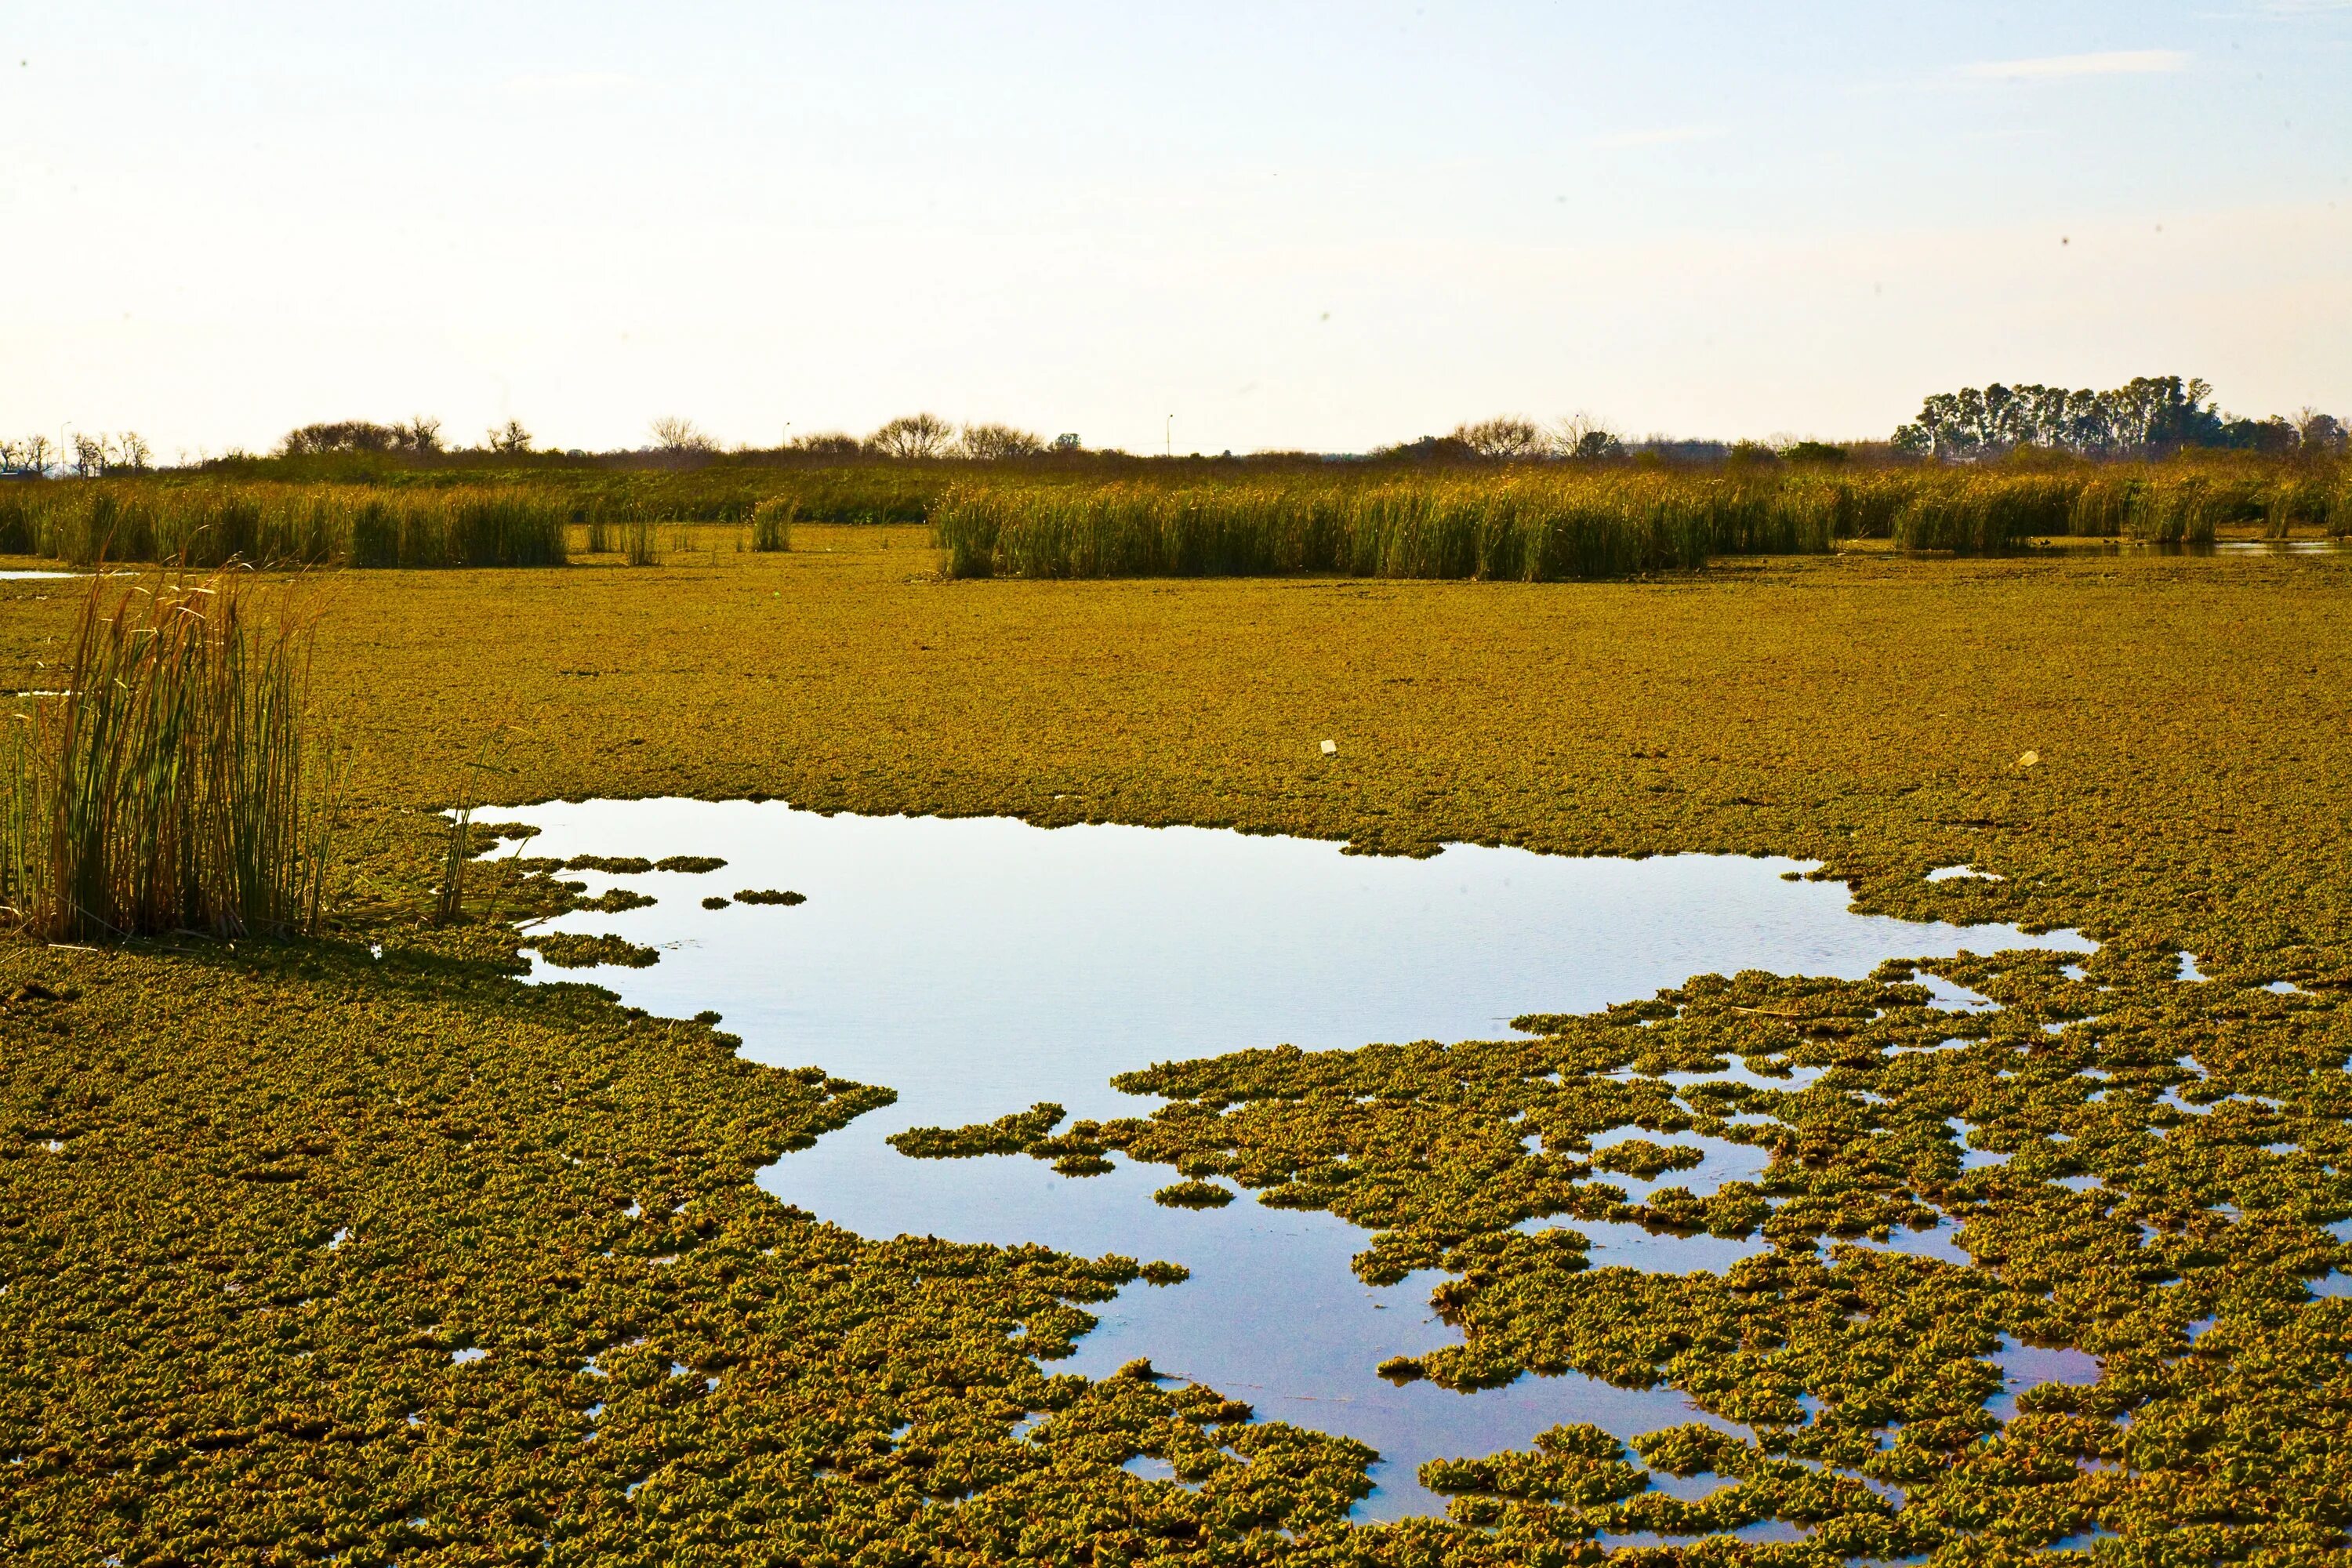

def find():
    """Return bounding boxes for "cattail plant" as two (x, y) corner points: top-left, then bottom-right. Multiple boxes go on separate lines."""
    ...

(2, 568), (341, 940)
(750, 497), (796, 552)
(623, 517), (659, 567)
(430, 746), (499, 927)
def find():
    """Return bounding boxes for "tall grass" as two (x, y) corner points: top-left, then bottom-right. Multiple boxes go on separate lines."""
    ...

(2122, 477), (2234, 546)
(941, 463), (2352, 576)
(5, 454), (2339, 575)
(0, 482), (568, 568)
(2, 568), (340, 940)
(750, 497), (796, 552)
(622, 517), (658, 568)
(1888, 475), (2080, 553)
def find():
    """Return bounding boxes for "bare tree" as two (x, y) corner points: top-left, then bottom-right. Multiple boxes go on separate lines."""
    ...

(72, 432), (108, 476)
(114, 431), (153, 471)
(18, 434), (52, 474)
(957, 422), (1045, 460)
(868, 412), (956, 459)
(788, 431), (866, 456)
(485, 419), (533, 455)
(1551, 412), (1624, 461)
(398, 416), (445, 454)
(1452, 416), (1546, 460)
(649, 416), (717, 454)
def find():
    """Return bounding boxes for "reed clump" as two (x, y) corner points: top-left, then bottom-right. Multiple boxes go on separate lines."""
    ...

(2122, 475), (2251, 545)
(1887, 474), (2078, 553)
(622, 517), (659, 568)
(2, 568), (339, 940)
(936, 474), (1742, 582)
(750, 497), (797, 552)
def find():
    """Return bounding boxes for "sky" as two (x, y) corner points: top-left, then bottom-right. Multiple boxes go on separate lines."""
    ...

(2, 2), (2348, 457)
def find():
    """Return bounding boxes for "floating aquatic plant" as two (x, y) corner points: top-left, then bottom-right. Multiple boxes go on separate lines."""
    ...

(7, 529), (2352, 1562)
(526, 931), (661, 968)
(1152, 1180), (1236, 1210)
(655, 855), (727, 873)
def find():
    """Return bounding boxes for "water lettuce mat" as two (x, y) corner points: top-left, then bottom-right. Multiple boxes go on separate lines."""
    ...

(4, 533), (2351, 1564)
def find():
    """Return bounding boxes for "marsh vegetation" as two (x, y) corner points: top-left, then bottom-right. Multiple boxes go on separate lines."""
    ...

(2, 568), (338, 939)
(2, 450), (2342, 577)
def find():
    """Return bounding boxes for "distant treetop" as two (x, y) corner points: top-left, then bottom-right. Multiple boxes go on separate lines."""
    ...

(280, 417), (443, 457)
(1892, 376), (2334, 460)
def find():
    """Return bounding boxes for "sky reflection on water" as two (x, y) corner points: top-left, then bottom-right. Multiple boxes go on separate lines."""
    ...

(505, 797), (2089, 1518)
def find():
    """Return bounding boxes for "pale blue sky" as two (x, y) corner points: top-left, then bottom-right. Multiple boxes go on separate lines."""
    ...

(4, 2), (2347, 455)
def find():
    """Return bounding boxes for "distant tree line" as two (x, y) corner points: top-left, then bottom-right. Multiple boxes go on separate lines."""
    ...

(1, 431), (151, 477)
(771, 415), (1085, 462)
(253, 412), (1087, 465)
(1373, 413), (1628, 463)
(278, 416), (542, 457)
(257, 410), (1642, 467)
(1893, 376), (2347, 462)
(280, 417), (448, 456)
(14, 382), (2346, 480)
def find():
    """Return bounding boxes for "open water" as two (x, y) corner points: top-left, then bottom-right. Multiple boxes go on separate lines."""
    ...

(500, 798), (2092, 1518)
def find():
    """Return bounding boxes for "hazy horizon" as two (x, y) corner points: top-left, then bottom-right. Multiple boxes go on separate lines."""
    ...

(5, 2), (2347, 459)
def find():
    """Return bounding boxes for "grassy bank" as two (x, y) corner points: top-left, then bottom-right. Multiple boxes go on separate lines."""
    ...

(5, 536), (2352, 1563)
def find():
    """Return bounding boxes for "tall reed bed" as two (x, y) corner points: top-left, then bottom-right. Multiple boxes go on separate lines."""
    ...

(938, 463), (2352, 576)
(1860, 467), (2298, 551)
(2, 569), (339, 940)
(935, 473), (1837, 581)
(1887, 475), (2082, 553)
(0, 483), (568, 568)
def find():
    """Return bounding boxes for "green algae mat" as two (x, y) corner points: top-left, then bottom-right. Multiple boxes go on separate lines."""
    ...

(5, 533), (2351, 1565)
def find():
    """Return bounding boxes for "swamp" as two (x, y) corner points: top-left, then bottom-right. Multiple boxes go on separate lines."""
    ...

(5, 492), (2352, 1564)
(13, 0), (2352, 1555)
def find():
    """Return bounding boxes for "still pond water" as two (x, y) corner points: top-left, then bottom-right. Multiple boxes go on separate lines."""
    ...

(501, 798), (2092, 1519)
